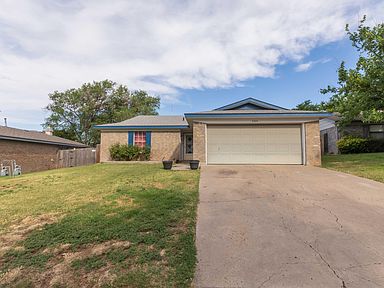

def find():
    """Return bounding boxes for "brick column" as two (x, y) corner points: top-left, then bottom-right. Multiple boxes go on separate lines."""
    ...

(193, 122), (206, 164)
(305, 121), (321, 166)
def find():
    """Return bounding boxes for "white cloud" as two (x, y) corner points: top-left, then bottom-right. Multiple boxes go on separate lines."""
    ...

(295, 62), (314, 72)
(0, 0), (383, 128)
(295, 58), (331, 72)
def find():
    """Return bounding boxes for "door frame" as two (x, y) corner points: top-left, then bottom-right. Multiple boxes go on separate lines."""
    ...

(183, 133), (193, 161)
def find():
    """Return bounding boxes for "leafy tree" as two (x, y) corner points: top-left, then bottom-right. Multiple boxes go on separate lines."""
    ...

(44, 80), (160, 146)
(294, 100), (324, 111)
(321, 16), (384, 125)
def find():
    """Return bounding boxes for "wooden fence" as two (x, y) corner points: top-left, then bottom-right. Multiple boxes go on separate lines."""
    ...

(57, 147), (97, 169)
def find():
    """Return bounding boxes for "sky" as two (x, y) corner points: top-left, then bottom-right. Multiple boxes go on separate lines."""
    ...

(0, 0), (383, 130)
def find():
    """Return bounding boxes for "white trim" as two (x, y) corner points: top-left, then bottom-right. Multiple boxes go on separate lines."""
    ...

(183, 133), (193, 155)
(301, 123), (307, 165)
(198, 119), (318, 125)
(205, 124), (208, 165)
(183, 133), (193, 157)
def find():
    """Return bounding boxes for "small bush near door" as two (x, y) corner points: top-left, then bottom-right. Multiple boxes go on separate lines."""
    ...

(337, 136), (384, 154)
(109, 143), (150, 161)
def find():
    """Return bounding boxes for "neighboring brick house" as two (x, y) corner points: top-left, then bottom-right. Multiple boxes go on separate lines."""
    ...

(341, 120), (384, 140)
(0, 126), (87, 173)
(319, 119), (384, 155)
(96, 98), (333, 166)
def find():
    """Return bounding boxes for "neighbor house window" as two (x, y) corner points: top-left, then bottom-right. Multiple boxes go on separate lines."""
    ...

(134, 131), (146, 147)
(369, 125), (384, 139)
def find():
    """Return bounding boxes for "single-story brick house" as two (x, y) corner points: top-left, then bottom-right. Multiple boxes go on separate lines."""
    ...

(0, 125), (87, 173)
(96, 98), (333, 166)
(319, 118), (384, 155)
(341, 120), (384, 139)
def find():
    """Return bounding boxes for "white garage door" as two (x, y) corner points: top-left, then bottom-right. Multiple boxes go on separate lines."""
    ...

(207, 125), (303, 164)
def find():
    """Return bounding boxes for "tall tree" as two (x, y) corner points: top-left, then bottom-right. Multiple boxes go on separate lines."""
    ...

(321, 16), (384, 125)
(294, 100), (325, 111)
(44, 80), (160, 146)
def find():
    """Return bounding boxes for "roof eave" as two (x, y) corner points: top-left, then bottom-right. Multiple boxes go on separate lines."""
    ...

(94, 125), (190, 130)
(0, 135), (88, 147)
(214, 97), (288, 111)
(184, 112), (333, 119)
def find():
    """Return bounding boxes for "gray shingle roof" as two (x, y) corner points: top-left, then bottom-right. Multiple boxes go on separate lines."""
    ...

(95, 115), (188, 128)
(0, 126), (88, 147)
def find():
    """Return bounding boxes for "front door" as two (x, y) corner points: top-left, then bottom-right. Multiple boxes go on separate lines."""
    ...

(183, 133), (193, 161)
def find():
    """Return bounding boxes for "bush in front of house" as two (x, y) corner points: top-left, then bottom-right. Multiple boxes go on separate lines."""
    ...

(367, 138), (384, 153)
(109, 144), (150, 161)
(337, 136), (384, 154)
(337, 136), (369, 154)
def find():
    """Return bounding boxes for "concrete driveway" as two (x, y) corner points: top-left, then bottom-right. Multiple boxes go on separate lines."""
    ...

(195, 165), (384, 288)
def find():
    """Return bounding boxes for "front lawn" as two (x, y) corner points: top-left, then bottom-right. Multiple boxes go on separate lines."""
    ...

(0, 163), (199, 287)
(322, 152), (384, 183)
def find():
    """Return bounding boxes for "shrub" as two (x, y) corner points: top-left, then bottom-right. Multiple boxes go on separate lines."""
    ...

(367, 139), (384, 153)
(109, 144), (150, 161)
(337, 136), (384, 154)
(337, 136), (369, 154)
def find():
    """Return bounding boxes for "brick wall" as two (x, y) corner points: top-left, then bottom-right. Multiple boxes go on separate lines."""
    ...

(305, 121), (321, 166)
(100, 131), (128, 162)
(151, 131), (181, 161)
(0, 139), (59, 173)
(193, 122), (206, 164)
(99, 130), (182, 162)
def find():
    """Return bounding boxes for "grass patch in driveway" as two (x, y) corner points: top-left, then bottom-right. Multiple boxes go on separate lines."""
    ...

(323, 152), (384, 183)
(0, 163), (199, 287)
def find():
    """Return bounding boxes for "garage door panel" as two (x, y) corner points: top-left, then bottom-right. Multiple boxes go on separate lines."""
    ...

(207, 125), (302, 164)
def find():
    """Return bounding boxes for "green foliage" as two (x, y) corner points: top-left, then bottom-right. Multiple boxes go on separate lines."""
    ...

(44, 80), (160, 146)
(337, 136), (384, 154)
(71, 255), (107, 272)
(294, 100), (329, 111)
(367, 139), (384, 153)
(321, 16), (384, 126)
(337, 136), (369, 154)
(109, 144), (150, 161)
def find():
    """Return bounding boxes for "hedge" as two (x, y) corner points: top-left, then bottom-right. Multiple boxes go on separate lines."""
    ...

(109, 144), (151, 161)
(337, 136), (384, 154)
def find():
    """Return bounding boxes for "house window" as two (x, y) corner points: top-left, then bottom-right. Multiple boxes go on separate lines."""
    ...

(185, 134), (193, 154)
(369, 125), (384, 139)
(134, 131), (146, 147)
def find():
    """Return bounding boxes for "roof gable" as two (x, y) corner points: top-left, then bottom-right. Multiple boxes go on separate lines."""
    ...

(214, 97), (287, 111)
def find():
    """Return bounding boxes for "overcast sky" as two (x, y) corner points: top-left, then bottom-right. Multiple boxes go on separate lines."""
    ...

(0, 0), (383, 130)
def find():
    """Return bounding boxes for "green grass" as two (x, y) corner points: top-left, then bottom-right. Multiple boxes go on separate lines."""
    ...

(323, 152), (384, 183)
(0, 163), (199, 287)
